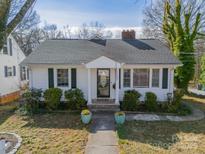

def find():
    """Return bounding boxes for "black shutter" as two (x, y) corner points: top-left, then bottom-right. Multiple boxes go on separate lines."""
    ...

(71, 68), (77, 89)
(119, 69), (121, 89)
(9, 39), (12, 56)
(48, 68), (54, 88)
(27, 68), (29, 80)
(4, 66), (8, 77)
(162, 68), (168, 89)
(13, 66), (16, 76)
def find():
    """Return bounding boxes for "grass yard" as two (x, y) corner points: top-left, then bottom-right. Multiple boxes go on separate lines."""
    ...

(0, 105), (89, 154)
(117, 95), (205, 154)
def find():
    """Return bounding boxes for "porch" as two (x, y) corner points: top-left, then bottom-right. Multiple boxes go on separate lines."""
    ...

(85, 56), (122, 108)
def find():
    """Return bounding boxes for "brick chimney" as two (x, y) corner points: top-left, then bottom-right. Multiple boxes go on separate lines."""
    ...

(122, 30), (136, 40)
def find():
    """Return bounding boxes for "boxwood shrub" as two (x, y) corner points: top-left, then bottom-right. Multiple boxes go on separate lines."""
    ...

(21, 88), (42, 114)
(145, 92), (158, 111)
(64, 88), (86, 110)
(121, 90), (141, 111)
(44, 88), (62, 110)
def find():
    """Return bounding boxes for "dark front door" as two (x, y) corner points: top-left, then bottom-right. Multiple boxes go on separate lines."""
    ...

(97, 69), (110, 97)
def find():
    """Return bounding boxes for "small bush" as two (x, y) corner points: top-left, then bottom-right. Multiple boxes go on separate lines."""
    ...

(168, 89), (185, 112)
(121, 90), (141, 111)
(21, 88), (42, 114)
(115, 111), (125, 116)
(64, 88), (86, 110)
(44, 88), (62, 110)
(81, 109), (91, 115)
(145, 92), (158, 111)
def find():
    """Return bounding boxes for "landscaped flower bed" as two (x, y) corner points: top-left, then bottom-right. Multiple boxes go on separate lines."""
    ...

(120, 89), (192, 115)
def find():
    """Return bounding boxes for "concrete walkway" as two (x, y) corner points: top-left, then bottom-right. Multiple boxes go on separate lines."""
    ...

(85, 113), (119, 154)
(189, 88), (205, 96)
(126, 107), (204, 122)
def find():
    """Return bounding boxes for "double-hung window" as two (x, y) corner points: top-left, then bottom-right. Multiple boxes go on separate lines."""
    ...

(57, 69), (69, 87)
(3, 44), (8, 55)
(133, 69), (149, 88)
(20, 66), (27, 80)
(152, 69), (160, 88)
(7, 67), (13, 77)
(123, 69), (131, 88)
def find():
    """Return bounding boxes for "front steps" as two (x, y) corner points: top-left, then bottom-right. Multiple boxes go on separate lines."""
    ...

(88, 99), (120, 112)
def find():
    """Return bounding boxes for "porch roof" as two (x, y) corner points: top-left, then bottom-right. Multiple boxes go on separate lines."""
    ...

(85, 56), (121, 68)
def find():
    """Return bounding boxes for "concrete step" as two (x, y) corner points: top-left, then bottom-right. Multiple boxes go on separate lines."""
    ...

(88, 104), (120, 112)
(92, 99), (115, 104)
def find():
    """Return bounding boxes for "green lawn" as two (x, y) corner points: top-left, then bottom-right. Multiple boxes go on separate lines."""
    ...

(0, 105), (89, 154)
(117, 95), (205, 154)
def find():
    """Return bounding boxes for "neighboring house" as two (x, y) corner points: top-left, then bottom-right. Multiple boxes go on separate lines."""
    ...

(21, 30), (180, 108)
(0, 35), (29, 104)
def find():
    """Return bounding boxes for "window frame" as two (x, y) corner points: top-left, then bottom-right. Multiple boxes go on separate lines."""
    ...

(21, 66), (27, 81)
(7, 67), (13, 77)
(57, 69), (69, 87)
(152, 69), (160, 88)
(3, 44), (8, 55)
(123, 69), (131, 88)
(133, 68), (150, 88)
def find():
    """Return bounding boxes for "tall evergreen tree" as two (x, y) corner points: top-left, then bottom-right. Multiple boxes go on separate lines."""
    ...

(163, 0), (204, 90)
(0, 0), (35, 50)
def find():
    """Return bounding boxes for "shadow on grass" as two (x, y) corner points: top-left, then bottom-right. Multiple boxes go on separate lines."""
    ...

(117, 99), (205, 150)
(0, 104), (17, 125)
(22, 111), (90, 131)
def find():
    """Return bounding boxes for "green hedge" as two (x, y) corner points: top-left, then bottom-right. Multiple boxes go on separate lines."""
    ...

(64, 88), (86, 110)
(44, 88), (62, 110)
(121, 90), (141, 111)
(145, 92), (158, 111)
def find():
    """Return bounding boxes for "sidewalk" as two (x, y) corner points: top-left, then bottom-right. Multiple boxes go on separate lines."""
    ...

(85, 113), (119, 154)
(126, 107), (204, 122)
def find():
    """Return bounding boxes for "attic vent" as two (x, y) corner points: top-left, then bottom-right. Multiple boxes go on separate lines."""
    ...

(123, 39), (155, 50)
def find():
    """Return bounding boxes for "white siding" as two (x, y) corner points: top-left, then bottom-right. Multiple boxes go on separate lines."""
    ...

(0, 36), (27, 96)
(29, 64), (175, 102)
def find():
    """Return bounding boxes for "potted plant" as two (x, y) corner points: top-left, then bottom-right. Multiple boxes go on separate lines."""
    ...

(81, 109), (92, 124)
(114, 111), (125, 124)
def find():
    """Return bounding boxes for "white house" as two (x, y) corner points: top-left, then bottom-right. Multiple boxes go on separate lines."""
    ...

(21, 30), (180, 108)
(0, 35), (29, 104)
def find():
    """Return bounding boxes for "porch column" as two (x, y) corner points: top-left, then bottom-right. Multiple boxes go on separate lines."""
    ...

(115, 67), (120, 104)
(87, 68), (92, 105)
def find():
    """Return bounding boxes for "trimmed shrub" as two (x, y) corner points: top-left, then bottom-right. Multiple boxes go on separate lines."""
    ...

(121, 90), (141, 111)
(44, 88), (62, 110)
(21, 88), (42, 114)
(167, 89), (185, 113)
(145, 92), (158, 111)
(64, 88), (86, 110)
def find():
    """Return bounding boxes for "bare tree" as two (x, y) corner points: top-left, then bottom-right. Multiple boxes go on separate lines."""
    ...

(143, 0), (205, 42)
(0, 0), (36, 50)
(77, 21), (112, 39)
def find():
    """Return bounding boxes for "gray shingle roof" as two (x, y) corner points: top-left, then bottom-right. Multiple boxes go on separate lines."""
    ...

(22, 39), (180, 65)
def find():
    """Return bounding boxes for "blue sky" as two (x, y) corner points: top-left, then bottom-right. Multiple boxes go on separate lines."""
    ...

(34, 0), (149, 28)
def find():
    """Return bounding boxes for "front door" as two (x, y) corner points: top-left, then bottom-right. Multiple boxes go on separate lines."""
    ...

(97, 69), (110, 98)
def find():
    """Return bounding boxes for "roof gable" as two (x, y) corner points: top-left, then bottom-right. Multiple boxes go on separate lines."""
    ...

(85, 56), (121, 68)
